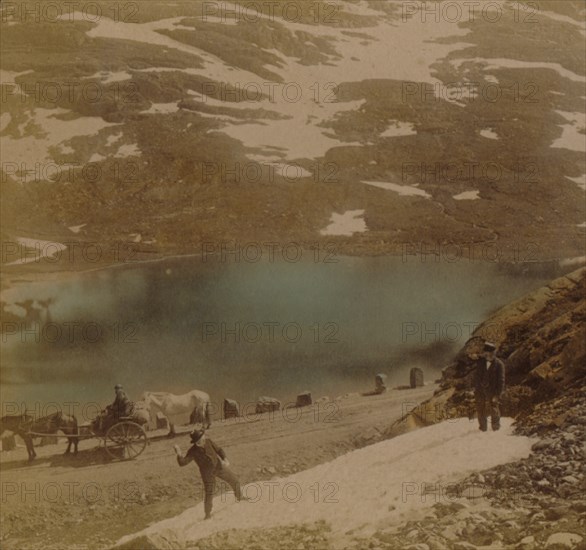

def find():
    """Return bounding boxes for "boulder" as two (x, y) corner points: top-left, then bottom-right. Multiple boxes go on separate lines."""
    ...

(545, 532), (583, 549)
(375, 373), (388, 394)
(256, 396), (281, 414)
(296, 392), (312, 408)
(410, 367), (424, 388)
(223, 398), (240, 419)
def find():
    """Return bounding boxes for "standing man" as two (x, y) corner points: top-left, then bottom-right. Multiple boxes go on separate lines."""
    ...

(174, 428), (243, 519)
(474, 341), (505, 431)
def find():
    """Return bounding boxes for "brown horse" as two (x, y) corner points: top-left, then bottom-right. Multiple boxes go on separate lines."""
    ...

(32, 412), (79, 455)
(0, 414), (36, 460)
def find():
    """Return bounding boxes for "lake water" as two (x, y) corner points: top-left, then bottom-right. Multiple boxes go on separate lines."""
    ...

(0, 255), (558, 419)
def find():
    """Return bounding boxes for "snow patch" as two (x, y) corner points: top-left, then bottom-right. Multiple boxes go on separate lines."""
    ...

(480, 129), (498, 140)
(59, 144), (75, 154)
(453, 190), (480, 201)
(198, 14), (238, 26)
(380, 121), (417, 138)
(6, 237), (67, 266)
(107, 133), (123, 146)
(1, 108), (118, 167)
(451, 58), (586, 83)
(84, 71), (133, 84)
(66, 6), (472, 162)
(559, 256), (586, 267)
(551, 111), (586, 152)
(68, 224), (87, 234)
(0, 112), (11, 132)
(89, 153), (106, 163)
(144, 102), (180, 114)
(320, 210), (367, 236)
(115, 418), (533, 548)
(3, 303), (27, 317)
(537, 9), (586, 35)
(114, 143), (141, 158)
(363, 180), (431, 199)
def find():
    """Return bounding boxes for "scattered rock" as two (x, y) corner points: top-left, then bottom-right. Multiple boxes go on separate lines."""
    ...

(223, 398), (240, 419)
(295, 392), (312, 408)
(410, 368), (424, 388)
(255, 397), (281, 414)
(545, 532), (583, 549)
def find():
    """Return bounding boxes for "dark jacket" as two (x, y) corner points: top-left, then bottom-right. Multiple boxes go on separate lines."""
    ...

(177, 438), (226, 478)
(474, 357), (505, 397)
(110, 390), (132, 417)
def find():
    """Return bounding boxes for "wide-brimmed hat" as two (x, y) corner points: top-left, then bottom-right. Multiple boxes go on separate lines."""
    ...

(483, 342), (497, 352)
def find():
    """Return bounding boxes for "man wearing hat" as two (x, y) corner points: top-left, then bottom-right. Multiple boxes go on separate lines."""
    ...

(474, 342), (505, 431)
(97, 384), (133, 432)
(174, 428), (242, 519)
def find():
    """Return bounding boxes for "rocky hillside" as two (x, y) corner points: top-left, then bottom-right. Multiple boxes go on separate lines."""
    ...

(382, 267), (585, 550)
(389, 266), (585, 434)
(2, 0), (585, 274)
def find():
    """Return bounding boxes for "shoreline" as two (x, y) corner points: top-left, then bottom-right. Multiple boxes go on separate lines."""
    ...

(2, 238), (585, 292)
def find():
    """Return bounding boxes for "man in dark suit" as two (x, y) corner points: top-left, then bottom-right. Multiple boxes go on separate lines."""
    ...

(96, 384), (133, 433)
(474, 341), (505, 431)
(110, 384), (133, 417)
(174, 428), (242, 519)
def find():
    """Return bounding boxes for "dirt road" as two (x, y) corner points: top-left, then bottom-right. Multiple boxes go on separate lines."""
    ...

(0, 386), (435, 550)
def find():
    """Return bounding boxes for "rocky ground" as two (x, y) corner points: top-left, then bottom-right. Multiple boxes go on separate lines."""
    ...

(0, 386), (434, 550)
(346, 390), (585, 550)
(174, 393), (586, 550)
(2, 0), (585, 283)
(363, 267), (586, 550)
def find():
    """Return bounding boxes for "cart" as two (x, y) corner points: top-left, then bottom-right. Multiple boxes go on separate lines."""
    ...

(21, 412), (149, 462)
(89, 416), (149, 460)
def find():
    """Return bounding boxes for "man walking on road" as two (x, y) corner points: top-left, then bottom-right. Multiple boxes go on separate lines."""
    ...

(174, 428), (243, 519)
(474, 341), (505, 431)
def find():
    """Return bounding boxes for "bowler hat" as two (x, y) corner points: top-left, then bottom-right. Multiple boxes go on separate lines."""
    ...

(190, 428), (205, 443)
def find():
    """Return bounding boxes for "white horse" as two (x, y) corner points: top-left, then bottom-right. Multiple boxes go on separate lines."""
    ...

(141, 390), (211, 437)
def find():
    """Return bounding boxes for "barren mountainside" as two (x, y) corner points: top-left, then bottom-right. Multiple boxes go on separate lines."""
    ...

(1, 0), (585, 276)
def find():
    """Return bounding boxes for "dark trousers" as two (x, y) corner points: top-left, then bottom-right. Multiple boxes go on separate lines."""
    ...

(475, 394), (501, 431)
(202, 464), (242, 517)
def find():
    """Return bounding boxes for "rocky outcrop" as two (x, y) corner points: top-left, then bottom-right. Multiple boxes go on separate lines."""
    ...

(378, 267), (586, 550)
(388, 267), (585, 436)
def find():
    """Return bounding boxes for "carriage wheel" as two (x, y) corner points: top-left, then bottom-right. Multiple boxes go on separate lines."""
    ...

(105, 421), (147, 460)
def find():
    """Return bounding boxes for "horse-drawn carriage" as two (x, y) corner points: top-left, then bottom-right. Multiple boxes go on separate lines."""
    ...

(0, 410), (148, 462)
(1, 388), (210, 462)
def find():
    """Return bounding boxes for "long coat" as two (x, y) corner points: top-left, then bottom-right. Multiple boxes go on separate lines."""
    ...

(474, 358), (505, 398)
(177, 439), (226, 478)
(111, 390), (133, 417)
